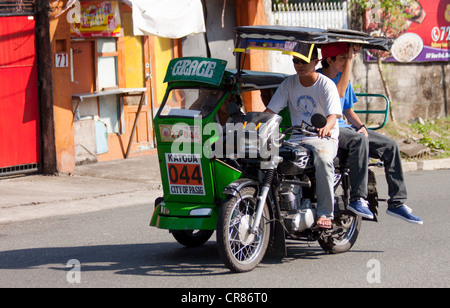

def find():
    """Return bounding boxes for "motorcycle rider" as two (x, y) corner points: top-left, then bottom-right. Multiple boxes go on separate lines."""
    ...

(264, 45), (342, 229)
(318, 42), (423, 224)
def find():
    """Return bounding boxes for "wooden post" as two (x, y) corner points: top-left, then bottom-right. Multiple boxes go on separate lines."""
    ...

(35, 0), (58, 174)
(125, 92), (146, 158)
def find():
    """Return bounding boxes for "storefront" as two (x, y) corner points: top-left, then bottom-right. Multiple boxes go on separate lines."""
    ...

(67, 1), (153, 165)
(49, 0), (168, 172)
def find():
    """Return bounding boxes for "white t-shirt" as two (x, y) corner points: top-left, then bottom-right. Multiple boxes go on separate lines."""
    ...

(267, 73), (342, 142)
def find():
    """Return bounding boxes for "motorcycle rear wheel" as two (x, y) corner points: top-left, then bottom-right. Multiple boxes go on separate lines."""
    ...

(318, 213), (362, 254)
(216, 187), (271, 273)
(318, 176), (362, 254)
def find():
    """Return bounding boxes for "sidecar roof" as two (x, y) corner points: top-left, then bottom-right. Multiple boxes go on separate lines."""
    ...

(234, 26), (393, 63)
(228, 69), (290, 91)
(234, 26), (393, 50)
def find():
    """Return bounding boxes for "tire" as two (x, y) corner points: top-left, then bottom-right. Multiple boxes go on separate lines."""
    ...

(216, 186), (271, 273)
(318, 178), (362, 254)
(318, 214), (361, 254)
(171, 230), (214, 247)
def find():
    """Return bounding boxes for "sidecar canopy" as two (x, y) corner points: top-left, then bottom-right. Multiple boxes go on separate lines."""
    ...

(234, 26), (393, 63)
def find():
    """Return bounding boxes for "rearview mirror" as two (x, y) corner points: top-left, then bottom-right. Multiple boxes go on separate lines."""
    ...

(311, 113), (327, 129)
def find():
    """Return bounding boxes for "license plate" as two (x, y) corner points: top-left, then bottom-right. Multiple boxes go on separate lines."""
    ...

(165, 153), (205, 195)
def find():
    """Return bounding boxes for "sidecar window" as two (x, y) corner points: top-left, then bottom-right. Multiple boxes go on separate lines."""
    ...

(159, 88), (224, 118)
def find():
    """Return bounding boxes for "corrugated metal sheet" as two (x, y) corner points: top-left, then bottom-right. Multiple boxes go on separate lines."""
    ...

(0, 15), (40, 173)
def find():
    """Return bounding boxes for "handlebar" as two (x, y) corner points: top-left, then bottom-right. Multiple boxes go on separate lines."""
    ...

(277, 125), (321, 144)
(282, 125), (319, 136)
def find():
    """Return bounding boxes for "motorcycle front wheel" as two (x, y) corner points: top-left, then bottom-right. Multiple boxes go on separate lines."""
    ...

(216, 186), (271, 273)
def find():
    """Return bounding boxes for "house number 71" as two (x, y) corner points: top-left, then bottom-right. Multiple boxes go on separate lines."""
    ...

(55, 52), (69, 68)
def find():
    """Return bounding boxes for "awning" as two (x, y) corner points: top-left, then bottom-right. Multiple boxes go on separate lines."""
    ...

(128, 0), (206, 38)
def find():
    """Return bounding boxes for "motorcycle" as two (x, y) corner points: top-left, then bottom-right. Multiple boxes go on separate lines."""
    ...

(215, 111), (380, 272)
(149, 26), (392, 273)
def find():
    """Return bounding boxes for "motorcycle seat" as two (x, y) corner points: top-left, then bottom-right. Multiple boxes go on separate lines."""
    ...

(334, 148), (384, 172)
(334, 148), (350, 171)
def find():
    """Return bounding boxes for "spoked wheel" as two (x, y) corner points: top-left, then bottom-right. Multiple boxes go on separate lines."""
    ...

(319, 177), (362, 253)
(216, 187), (271, 273)
(318, 214), (361, 254)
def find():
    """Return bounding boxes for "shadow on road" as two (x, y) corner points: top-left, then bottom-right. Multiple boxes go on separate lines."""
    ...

(0, 240), (383, 277)
(0, 242), (228, 276)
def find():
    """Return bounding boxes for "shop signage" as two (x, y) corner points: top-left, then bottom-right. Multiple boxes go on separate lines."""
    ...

(365, 0), (449, 62)
(69, 1), (121, 38)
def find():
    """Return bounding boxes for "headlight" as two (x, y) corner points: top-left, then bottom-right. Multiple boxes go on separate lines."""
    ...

(189, 208), (212, 216)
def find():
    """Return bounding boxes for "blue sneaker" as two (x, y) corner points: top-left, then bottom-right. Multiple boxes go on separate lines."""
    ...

(386, 205), (423, 224)
(348, 198), (374, 219)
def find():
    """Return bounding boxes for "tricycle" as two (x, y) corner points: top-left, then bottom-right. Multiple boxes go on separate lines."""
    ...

(149, 26), (392, 272)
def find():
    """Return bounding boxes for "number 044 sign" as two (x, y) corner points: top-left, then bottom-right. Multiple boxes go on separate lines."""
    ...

(165, 153), (205, 195)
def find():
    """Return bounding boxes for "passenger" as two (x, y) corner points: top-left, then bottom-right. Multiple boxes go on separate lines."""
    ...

(318, 42), (423, 224)
(217, 94), (245, 126)
(264, 46), (342, 229)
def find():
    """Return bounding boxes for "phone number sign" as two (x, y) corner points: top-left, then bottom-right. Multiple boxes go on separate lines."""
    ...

(165, 153), (205, 195)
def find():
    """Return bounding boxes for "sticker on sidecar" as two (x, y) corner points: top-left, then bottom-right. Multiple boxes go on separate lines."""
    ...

(163, 57), (227, 86)
(165, 153), (205, 195)
(159, 124), (201, 143)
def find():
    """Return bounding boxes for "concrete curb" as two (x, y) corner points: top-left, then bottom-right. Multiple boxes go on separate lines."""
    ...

(370, 158), (450, 174)
(403, 158), (450, 172)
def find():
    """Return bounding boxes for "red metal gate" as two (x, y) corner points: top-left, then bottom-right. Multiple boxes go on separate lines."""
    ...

(0, 15), (40, 175)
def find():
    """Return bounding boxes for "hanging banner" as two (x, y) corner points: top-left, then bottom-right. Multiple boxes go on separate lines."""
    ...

(129, 0), (205, 38)
(70, 1), (121, 38)
(365, 0), (449, 62)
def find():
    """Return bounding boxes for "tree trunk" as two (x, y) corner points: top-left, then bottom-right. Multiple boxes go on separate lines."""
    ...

(377, 57), (396, 124)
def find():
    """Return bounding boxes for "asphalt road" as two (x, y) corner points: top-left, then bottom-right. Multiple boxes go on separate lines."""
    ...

(0, 169), (449, 289)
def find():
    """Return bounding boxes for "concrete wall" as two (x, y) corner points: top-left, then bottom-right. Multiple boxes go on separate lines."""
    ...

(351, 56), (450, 123)
(50, 0), (76, 173)
(182, 0), (237, 69)
(348, 2), (450, 123)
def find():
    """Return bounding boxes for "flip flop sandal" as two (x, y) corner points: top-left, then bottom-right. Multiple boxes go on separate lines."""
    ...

(316, 217), (332, 229)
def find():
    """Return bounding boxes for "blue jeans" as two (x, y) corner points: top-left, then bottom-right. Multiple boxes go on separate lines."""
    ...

(296, 138), (338, 219)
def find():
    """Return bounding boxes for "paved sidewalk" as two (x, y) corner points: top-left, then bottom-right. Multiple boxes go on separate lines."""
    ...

(0, 154), (163, 224)
(1, 154), (450, 224)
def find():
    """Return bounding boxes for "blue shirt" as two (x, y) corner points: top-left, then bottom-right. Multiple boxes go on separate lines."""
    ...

(317, 69), (358, 128)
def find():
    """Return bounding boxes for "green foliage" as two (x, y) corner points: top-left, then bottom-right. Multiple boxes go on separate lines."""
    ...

(350, 0), (413, 11)
(410, 118), (450, 152)
(272, 0), (341, 5)
(349, 0), (414, 37)
(383, 117), (450, 159)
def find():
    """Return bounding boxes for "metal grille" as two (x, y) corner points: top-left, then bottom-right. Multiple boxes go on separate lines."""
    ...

(271, 1), (348, 30)
(0, 163), (39, 176)
(0, 0), (35, 16)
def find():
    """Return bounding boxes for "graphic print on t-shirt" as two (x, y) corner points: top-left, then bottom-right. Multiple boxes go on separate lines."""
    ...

(297, 95), (316, 117)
